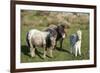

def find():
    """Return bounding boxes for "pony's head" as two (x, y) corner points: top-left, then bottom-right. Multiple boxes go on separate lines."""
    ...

(57, 24), (66, 39)
(77, 29), (82, 40)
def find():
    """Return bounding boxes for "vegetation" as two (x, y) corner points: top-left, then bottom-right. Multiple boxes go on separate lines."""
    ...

(21, 10), (89, 63)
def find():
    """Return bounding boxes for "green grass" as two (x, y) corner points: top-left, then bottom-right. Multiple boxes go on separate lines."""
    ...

(21, 24), (89, 63)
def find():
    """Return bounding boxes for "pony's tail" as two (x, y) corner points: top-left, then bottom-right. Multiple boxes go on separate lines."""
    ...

(26, 32), (30, 48)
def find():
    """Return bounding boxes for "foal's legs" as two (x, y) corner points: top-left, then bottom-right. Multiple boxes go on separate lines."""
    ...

(70, 45), (73, 54)
(78, 45), (81, 56)
(76, 41), (81, 56)
(75, 45), (78, 56)
(70, 44), (75, 55)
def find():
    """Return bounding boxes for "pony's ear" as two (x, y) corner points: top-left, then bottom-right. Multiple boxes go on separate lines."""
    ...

(61, 24), (65, 28)
(56, 24), (65, 30)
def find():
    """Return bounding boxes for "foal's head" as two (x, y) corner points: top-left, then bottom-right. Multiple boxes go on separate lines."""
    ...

(76, 29), (82, 40)
(56, 24), (66, 39)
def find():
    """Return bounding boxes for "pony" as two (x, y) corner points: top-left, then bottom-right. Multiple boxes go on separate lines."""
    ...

(26, 29), (57, 58)
(45, 24), (66, 49)
(70, 29), (82, 56)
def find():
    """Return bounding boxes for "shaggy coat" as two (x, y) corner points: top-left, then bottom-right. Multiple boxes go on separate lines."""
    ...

(26, 29), (57, 58)
(45, 24), (66, 49)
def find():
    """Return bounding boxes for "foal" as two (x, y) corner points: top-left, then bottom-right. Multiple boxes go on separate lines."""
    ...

(70, 29), (82, 56)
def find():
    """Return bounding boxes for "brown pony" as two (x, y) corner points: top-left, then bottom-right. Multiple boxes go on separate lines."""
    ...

(45, 24), (66, 49)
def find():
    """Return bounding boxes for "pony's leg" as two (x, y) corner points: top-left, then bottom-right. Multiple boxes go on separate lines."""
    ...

(76, 41), (81, 56)
(47, 48), (52, 58)
(70, 48), (72, 54)
(70, 45), (73, 54)
(50, 40), (56, 57)
(72, 47), (75, 55)
(54, 41), (57, 50)
(60, 38), (63, 49)
(49, 43), (55, 58)
(43, 48), (47, 59)
(30, 47), (35, 57)
(49, 48), (53, 58)
(71, 45), (75, 55)
(78, 44), (81, 56)
(75, 45), (78, 57)
(29, 39), (35, 57)
(43, 44), (47, 59)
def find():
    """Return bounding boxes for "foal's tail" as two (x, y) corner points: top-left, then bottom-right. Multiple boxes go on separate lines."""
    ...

(26, 32), (30, 48)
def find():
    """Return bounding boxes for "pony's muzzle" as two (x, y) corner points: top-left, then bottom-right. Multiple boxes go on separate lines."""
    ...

(62, 33), (65, 38)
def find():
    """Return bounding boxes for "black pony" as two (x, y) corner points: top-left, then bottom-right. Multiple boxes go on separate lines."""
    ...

(45, 24), (66, 49)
